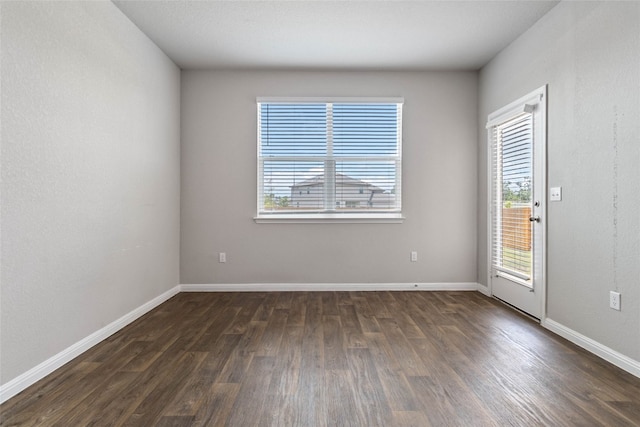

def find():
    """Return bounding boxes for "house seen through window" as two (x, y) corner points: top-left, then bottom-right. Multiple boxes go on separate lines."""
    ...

(257, 98), (403, 220)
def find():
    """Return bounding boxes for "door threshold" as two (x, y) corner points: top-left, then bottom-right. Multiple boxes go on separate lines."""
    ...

(492, 296), (540, 323)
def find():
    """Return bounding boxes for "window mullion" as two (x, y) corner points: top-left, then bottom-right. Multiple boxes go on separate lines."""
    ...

(395, 103), (403, 208)
(325, 103), (336, 211)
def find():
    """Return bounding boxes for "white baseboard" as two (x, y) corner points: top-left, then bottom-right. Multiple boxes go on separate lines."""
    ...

(543, 318), (640, 378)
(180, 282), (480, 292)
(0, 285), (181, 404)
(15, 283), (638, 407)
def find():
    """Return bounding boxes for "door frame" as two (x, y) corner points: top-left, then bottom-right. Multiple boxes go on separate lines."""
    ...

(485, 85), (547, 322)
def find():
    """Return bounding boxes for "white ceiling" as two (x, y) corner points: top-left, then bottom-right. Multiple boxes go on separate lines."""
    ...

(113, 0), (559, 71)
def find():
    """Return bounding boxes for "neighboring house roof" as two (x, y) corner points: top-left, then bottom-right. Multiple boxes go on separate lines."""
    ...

(291, 173), (385, 192)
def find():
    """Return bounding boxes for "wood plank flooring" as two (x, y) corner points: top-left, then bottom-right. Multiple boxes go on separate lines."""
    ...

(2, 291), (640, 426)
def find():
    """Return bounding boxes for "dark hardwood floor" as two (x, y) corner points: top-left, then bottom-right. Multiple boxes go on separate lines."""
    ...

(2, 291), (640, 426)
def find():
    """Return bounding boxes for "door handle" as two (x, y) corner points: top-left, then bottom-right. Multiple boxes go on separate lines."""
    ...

(529, 216), (540, 223)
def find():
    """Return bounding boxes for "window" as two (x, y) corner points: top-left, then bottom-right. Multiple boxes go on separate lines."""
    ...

(256, 97), (403, 223)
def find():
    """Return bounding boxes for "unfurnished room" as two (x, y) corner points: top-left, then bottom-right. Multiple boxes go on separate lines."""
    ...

(1, 0), (639, 425)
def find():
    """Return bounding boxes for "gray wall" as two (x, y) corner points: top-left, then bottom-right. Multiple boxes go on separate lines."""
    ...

(181, 71), (478, 284)
(1, 2), (180, 384)
(478, 2), (639, 361)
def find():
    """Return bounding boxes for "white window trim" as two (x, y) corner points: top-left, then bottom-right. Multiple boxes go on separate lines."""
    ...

(256, 96), (404, 104)
(255, 97), (404, 223)
(253, 213), (405, 224)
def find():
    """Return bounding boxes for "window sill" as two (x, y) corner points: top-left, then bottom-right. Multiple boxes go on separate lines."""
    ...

(254, 213), (405, 224)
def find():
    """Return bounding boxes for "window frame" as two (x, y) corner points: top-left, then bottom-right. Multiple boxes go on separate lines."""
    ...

(254, 97), (404, 224)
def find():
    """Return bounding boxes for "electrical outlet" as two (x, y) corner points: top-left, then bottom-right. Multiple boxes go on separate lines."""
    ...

(410, 251), (418, 262)
(609, 291), (621, 311)
(219, 252), (226, 263)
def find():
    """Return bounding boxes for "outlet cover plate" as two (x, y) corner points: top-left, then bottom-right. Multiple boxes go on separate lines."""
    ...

(610, 291), (621, 311)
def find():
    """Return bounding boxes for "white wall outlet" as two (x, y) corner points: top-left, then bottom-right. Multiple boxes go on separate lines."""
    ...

(219, 252), (226, 263)
(550, 186), (562, 201)
(609, 291), (621, 311)
(410, 251), (418, 262)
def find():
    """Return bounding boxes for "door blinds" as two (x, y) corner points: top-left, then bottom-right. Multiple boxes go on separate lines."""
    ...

(491, 113), (534, 282)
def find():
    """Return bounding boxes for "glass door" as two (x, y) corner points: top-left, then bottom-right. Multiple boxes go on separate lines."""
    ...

(488, 87), (546, 319)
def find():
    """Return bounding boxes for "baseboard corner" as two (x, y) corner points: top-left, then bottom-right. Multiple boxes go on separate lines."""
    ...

(476, 283), (490, 296)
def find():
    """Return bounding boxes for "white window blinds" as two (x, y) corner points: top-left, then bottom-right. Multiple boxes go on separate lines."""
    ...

(490, 113), (534, 281)
(257, 99), (403, 217)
